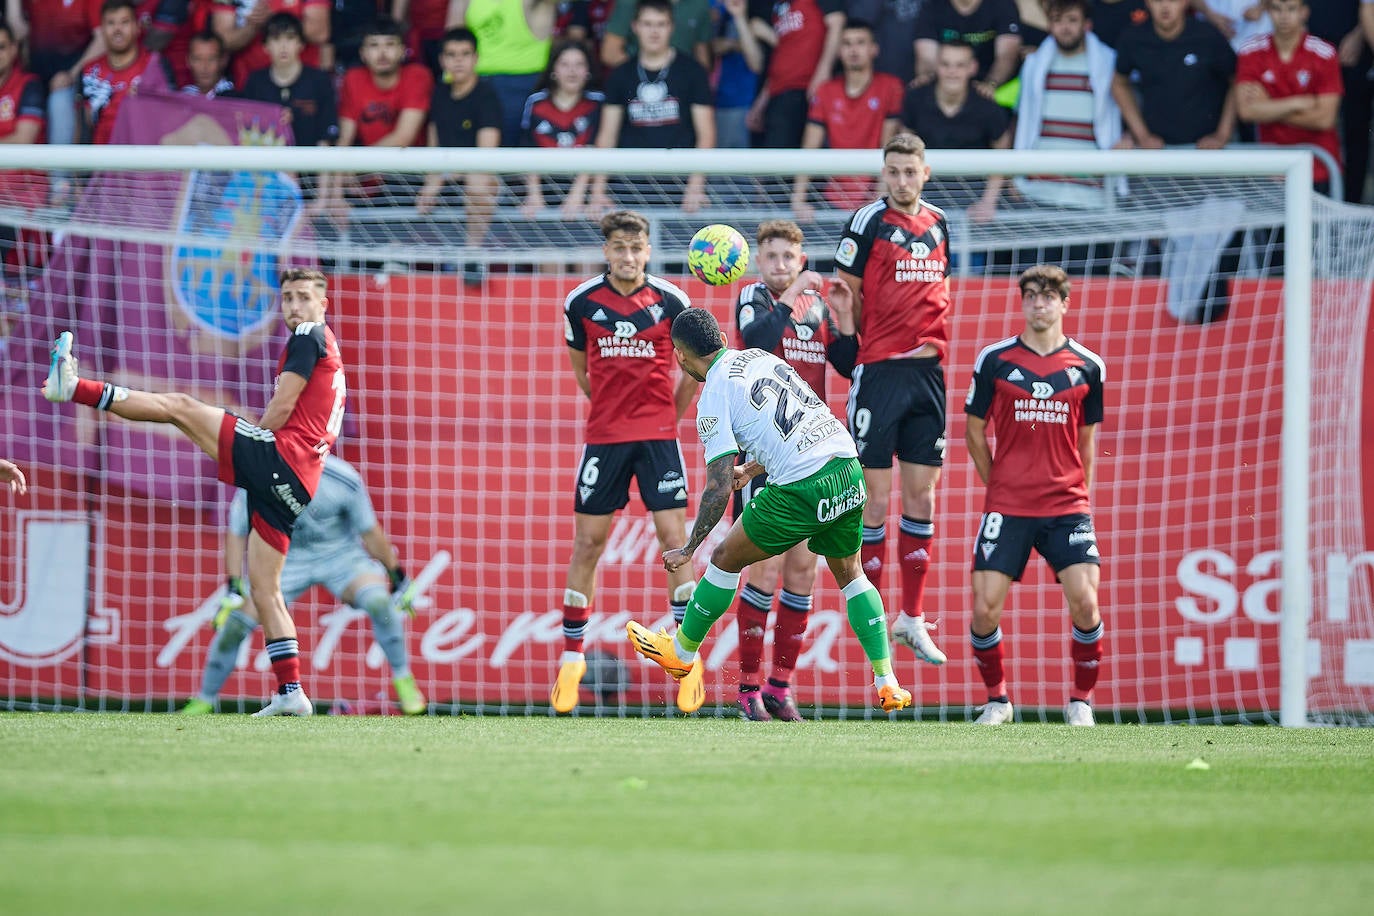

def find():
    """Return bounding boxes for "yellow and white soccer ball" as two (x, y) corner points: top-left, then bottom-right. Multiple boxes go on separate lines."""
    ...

(687, 224), (750, 286)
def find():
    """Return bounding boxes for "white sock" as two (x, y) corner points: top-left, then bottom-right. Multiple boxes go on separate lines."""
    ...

(672, 633), (697, 664)
(560, 650), (585, 666)
(898, 611), (920, 627)
(875, 672), (899, 690)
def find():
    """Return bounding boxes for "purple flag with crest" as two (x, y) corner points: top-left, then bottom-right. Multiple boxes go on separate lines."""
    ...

(1, 90), (302, 508)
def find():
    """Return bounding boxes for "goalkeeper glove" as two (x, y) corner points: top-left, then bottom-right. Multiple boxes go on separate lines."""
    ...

(213, 577), (245, 630)
(389, 565), (417, 618)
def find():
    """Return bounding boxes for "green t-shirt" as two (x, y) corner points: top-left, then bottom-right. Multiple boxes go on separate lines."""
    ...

(606, 0), (714, 59)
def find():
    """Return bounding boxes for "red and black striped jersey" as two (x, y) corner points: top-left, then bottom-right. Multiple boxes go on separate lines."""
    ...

(564, 274), (691, 445)
(965, 336), (1105, 517)
(732, 280), (856, 397)
(276, 321), (345, 495)
(834, 197), (951, 364)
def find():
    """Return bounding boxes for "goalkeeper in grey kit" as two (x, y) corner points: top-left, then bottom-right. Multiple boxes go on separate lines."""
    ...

(181, 455), (427, 715)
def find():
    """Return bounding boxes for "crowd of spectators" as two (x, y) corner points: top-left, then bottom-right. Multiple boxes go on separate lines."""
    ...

(0, 0), (1371, 238)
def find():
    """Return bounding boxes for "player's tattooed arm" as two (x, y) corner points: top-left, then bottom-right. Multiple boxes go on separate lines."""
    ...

(683, 453), (738, 553)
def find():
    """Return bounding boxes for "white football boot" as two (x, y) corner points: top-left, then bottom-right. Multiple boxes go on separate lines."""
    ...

(251, 688), (314, 717)
(892, 614), (947, 665)
(43, 331), (78, 402)
(973, 700), (1014, 725)
(1065, 700), (1096, 727)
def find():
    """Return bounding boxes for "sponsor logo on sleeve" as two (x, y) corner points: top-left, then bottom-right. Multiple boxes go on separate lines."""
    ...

(697, 416), (719, 439)
(836, 237), (858, 268)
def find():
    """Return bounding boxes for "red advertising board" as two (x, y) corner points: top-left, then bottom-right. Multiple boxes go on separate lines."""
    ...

(1, 274), (1369, 717)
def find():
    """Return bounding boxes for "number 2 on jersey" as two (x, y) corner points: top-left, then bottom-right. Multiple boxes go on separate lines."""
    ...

(749, 364), (822, 439)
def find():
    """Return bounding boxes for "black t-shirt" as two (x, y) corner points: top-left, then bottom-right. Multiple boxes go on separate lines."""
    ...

(603, 53), (713, 148)
(240, 67), (339, 147)
(848, 0), (929, 81)
(1114, 18), (1236, 145)
(901, 83), (1008, 149)
(1089, 0), (1147, 50)
(914, 0), (1021, 81)
(430, 79), (504, 147)
(1306, 0), (1369, 66)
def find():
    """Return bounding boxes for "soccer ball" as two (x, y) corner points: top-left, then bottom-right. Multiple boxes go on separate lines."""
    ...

(688, 224), (750, 286)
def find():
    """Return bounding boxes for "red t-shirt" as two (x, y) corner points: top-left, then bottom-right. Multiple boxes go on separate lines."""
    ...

(275, 321), (345, 495)
(767, 0), (844, 94)
(1236, 32), (1343, 183)
(0, 68), (49, 208)
(338, 63), (435, 147)
(407, 0), (449, 39)
(563, 274), (691, 445)
(214, 0), (329, 86)
(835, 199), (951, 364)
(22, 0), (101, 56)
(807, 71), (904, 209)
(81, 50), (171, 144)
(966, 337), (1106, 517)
(146, 0), (213, 89)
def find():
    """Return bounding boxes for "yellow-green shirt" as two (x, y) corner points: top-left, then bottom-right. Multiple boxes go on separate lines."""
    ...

(466, 0), (552, 76)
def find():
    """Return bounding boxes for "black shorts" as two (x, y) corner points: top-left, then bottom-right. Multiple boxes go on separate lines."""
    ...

(972, 512), (1101, 581)
(216, 413), (312, 554)
(574, 440), (689, 515)
(846, 358), (946, 468)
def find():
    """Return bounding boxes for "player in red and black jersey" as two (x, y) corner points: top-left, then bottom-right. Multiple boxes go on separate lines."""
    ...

(554, 209), (701, 715)
(831, 130), (950, 667)
(80, 0), (174, 145)
(520, 41), (604, 217)
(963, 264), (1106, 727)
(41, 267), (347, 717)
(728, 218), (858, 721)
(0, 20), (48, 281)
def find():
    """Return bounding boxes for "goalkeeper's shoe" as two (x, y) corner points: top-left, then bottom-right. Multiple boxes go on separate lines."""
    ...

(251, 687), (314, 717)
(179, 698), (214, 716)
(625, 621), (694, 679)
(974, 700), (1014, 725)
(1065, 700), (1096, 727)
(394, 674), (426, 716)
(675, 658), (705, 713)
(877, 684), (912, 713)
(550, 657), (586, 714)
(43, 331), (78, 402)
(892, 614), (947, 665)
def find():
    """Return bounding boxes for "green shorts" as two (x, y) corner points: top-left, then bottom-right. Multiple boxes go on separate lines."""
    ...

(740, 457), (867, 558)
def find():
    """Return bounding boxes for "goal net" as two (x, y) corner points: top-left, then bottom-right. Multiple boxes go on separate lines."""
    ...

(1, 96), (1370, 725)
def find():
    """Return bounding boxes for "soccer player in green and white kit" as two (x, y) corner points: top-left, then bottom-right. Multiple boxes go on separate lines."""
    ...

(626, 308), (913, 712)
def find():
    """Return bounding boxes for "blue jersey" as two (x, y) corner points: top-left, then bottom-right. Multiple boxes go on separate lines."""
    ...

(230, 455), (378, 568)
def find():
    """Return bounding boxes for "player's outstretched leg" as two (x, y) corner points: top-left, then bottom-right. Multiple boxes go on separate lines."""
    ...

(827, 555), (911, 712)
(627, 564), (738, 694)
(43, 331), (225, 459)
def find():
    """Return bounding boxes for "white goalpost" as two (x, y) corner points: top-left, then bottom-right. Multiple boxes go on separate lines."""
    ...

(0, 140), (1368, 726)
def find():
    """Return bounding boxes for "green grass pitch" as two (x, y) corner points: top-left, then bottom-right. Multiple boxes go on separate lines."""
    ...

(2, 714), (1371, 915)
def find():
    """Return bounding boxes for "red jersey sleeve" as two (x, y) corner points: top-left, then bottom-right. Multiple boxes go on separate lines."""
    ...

(880, 74), (904, 117)
(805, 86), (826, 124)
(1312, 45), (1343, 96)
(399, 65), (435, 112)
(338, 67), (366, 122)
(1235, 46), (1265, 85)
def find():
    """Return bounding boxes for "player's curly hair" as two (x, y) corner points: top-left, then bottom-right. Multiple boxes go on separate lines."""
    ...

(279, 267), (328, 292)
(1018, 264), (1071, 300)
(600, 210), (650, 240)
(671, 308), (725, 358)
(757, 219), (804, 248)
